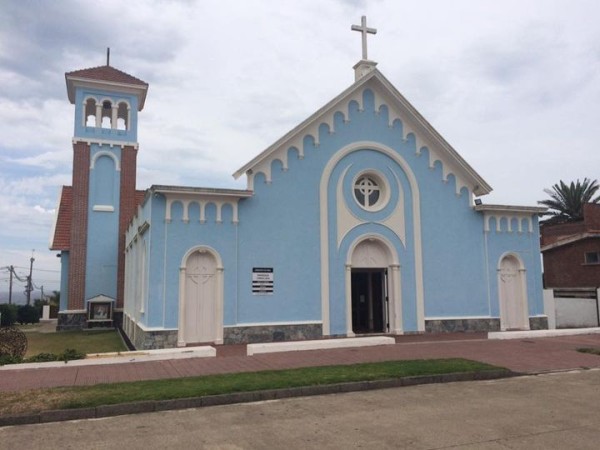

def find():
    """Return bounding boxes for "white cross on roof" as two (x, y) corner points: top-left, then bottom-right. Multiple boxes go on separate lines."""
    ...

(351, 16), (377, 60)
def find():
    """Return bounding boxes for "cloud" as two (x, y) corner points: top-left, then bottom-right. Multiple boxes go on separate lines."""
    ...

(2, 0), (600, 289)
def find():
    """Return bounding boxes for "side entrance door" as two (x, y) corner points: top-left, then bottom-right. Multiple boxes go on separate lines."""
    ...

(184, 250), (218, 343)
(498, 254), (529, 330)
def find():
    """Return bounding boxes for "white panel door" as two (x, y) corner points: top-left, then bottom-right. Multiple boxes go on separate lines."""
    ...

(184, 251), (217, 343)
(499, 255), (529, 330)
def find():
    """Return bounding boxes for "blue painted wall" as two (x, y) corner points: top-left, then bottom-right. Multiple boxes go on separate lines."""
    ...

(485, 216), (544, 317)
(133, 86), (544, 334)
(84, 145), (121, 301)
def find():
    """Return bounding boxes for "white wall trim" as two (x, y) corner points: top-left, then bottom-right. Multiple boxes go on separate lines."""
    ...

(319, 141), (424, 335)
(92, 205), (115, 212)
(224, 320), (323, 328)
(90, 149), (121, 171)
(425, 316), (499, 320)
(73, 138), (139, 150)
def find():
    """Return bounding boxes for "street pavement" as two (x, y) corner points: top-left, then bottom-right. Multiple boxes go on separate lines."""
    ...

(1, 332), (600, 392)
(1, 369), (599, 449)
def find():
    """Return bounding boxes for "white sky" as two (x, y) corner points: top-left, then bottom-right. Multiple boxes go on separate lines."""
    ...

(1, 0), (599, 295)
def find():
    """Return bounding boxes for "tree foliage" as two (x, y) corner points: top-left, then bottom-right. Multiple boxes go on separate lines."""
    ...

(538, 178), (600, 224)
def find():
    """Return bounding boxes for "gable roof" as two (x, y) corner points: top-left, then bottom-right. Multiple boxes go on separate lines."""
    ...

(49, 186), (72, 251)
(66, 65), (148, 86)
(49, 187), (147, 251)
(65, 65), (149, 110)
(233, 69), (492, 196)
(541, 232), (600, 252)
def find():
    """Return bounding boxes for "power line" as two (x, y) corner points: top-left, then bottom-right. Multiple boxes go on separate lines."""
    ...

(11, 266), (60, 273)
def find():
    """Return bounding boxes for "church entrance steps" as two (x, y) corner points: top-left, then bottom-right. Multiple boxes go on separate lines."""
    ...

(489, 327), (600, 340)
(246, 336), (395, 356)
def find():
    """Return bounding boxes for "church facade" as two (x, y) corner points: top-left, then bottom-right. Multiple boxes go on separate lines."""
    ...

(51, 23), (548, 349)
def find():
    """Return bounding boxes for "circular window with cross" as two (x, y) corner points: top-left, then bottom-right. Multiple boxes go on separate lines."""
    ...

(353, 171), (389, 211)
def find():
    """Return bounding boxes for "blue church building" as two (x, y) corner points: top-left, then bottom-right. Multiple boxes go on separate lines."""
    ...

(52, 19), (547, 349)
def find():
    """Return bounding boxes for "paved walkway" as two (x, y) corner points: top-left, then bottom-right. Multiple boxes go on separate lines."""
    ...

(2, 332), (600, 393)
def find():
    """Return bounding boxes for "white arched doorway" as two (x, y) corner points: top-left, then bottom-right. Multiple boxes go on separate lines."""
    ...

(498, 253), (529, 331)
(346, 235), (402, 336)
(178, 246), (224, 346)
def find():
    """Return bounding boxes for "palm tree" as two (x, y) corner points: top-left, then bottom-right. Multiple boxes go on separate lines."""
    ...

(538, 178), (600, 224)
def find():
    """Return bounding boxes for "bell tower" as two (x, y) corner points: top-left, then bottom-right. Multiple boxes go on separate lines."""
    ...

(56, 56), (148, 329)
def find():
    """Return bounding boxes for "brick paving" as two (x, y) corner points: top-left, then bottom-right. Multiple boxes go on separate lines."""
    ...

(1, 333), (600, 393)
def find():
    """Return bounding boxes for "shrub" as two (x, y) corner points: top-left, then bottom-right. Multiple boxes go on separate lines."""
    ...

(17, 304), (40, 324)
(0, 327), (28, 358)
(27, 352), (59, 363)
(60, 348), (86, 362)
(0, 354), (23, 366)
(0, 304), (18, 327)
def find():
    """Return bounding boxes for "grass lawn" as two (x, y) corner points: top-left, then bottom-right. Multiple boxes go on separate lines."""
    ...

(23, 330), (127, 357)
(0, 358), (507, 417)
(577, 347), (600, 356)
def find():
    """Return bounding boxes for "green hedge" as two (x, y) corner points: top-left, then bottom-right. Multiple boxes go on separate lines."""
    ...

(0, 304), (18, 327)
(17, 304), (40, 324)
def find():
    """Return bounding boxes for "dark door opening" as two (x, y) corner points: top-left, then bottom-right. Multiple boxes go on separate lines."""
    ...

(351, 269), (387, 334)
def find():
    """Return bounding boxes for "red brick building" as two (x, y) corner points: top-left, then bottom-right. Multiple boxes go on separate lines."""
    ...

(541, 203), (600, 288)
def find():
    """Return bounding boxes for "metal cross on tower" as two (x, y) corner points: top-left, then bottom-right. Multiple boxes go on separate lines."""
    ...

(351, 16), (377, 60)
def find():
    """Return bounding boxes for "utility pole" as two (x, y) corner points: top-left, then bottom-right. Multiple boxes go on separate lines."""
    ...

(26, 251), (35, 306)
(8, 265), (13, 305)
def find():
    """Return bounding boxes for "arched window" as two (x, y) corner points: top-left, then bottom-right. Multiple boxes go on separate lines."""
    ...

(84, 97), (97, 127)
(101, 100), (112, 129)
(117, 101), (129, 130)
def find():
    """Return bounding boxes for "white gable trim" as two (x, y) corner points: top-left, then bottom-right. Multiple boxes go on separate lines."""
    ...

(234, 69), (491, 197)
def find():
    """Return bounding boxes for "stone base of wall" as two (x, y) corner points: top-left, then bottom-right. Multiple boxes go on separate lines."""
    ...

(57, 312), (122, 331)
(56, 313), (87, 331)
(425, 317), (550, 333)
(425, 318), (501, 333)
(224, 323), (323, 345)
(529, 316), (549, 330)
(131, 322), (178, 350)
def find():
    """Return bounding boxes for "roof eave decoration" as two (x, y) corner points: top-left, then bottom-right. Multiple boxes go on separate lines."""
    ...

(474, 204), (548, 214)
(233, 69), (492, 197)
(65, 72), (149, 110)
(150, 185), (253, 198)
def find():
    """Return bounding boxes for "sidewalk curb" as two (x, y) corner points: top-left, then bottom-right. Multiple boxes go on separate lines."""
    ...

(0, 369), (516, 427)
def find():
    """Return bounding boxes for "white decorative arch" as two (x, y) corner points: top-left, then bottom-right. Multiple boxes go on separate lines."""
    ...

(496, 251), (525, 271)
(345, 234), (399, 266)
(178, 245), (224, 346)
(320, 140), (424, 335)
(344, 234), (404, 336)
(90, 150), (121, 171)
